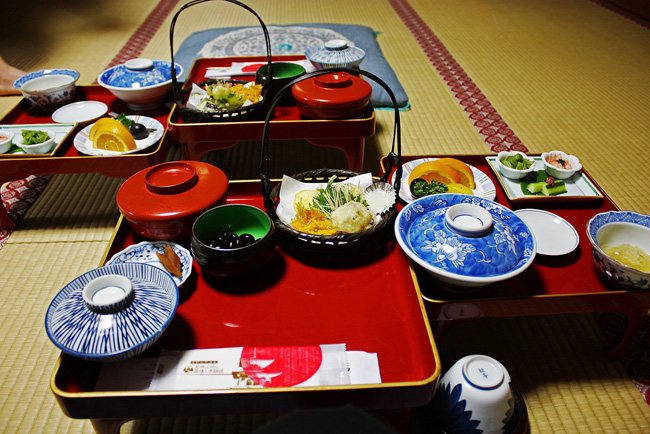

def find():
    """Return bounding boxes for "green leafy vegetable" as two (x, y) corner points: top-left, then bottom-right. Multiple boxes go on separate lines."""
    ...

(21, 130), (50, 145)
(113, 113), (134, 128)
(409, 178), (449, 198)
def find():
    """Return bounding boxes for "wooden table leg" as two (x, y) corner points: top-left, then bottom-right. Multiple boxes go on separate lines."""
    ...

(181, 140), (239, 161)
(0, 200), (16, 230)
(90, 418), (131, 434)
(607, 305), (650, 360)
(0, 176), (17, 230)
(307, 137), (365, 173)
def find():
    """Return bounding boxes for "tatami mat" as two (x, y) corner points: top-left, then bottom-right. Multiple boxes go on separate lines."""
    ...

(0, 241), (118, 434)
(1, 1), (649, 433)
(6, 173), (123, 244)
(427, 313), (650, 433)
(407, 0), (650, 213)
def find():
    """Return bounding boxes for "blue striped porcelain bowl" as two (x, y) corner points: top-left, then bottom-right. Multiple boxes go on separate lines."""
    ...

(45, 263), (178, 362)
(305, 40), (366, 69)
(395, 194), (536, 288)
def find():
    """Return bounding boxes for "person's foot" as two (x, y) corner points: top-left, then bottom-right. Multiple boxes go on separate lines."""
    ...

(0, 59), (26, 96)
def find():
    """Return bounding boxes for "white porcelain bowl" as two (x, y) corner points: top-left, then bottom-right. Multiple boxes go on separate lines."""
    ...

(433, 355), (515, 434)
(541, 150), (581, 179)
(98, 59), (182, 111)
(14, 129), (56, 154)
(496, 151), (535, 180)
(13, 68), (79, 111)
(0, 130), (15, 154)
(587, 211), (650, 290)
(395, 194), (536, 288)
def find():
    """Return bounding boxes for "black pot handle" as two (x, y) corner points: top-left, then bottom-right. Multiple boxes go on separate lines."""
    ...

(260, 68), (403, 217)
(169, 0), (273, 96)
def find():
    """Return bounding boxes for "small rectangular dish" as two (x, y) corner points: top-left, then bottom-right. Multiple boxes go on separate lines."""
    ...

(0, 123), (75, 158)
(486, 156), (603, 202)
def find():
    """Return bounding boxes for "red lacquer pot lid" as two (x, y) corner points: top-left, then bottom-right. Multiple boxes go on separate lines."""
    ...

(291, 72), (372, 108)
(117, 161), (228, 221)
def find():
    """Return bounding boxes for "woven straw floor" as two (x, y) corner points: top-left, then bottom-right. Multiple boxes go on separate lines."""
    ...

(1, 0), (649, 433)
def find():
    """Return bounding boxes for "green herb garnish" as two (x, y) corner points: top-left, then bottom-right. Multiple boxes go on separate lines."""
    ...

(410, 178), (448, 198)
(311, 176), (366, 217)
(113, 113), (134, 128)
(21, 130), (50, 145)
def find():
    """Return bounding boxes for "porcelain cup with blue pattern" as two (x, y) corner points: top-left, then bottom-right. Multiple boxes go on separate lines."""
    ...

(433, 355), (515, 434)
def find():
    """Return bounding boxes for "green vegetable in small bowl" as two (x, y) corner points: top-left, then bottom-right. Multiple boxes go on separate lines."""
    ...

(496, 151), (535, 180)
(502, 153), (533, 170)
(21, 130), (50, 145)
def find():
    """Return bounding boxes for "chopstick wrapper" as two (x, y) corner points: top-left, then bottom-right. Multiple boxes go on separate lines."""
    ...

(92, 344), (381, 391)
(147, 344), (380, 391)
(204, 60), (315, 79)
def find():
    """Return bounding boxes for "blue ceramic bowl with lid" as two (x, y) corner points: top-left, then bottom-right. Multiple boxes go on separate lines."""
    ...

(305, 40), (366, 69)
(98, 59), (182, 110)
(45, 262), (179, 362)
(395, 194), (536, 288)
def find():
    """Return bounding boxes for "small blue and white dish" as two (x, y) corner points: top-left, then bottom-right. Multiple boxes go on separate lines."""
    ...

(13, 68), (79, 110)
(45, 263), (179, 362)
(587, 211), (650, 290)
(106, 241), (193, 288)
(395, 194), (536, 288)
(305, 39), (366, 69)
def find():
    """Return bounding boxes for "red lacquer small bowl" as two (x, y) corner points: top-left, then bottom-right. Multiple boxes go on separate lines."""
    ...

(291, 71), (372, 119)
(117, 161), (228, 240)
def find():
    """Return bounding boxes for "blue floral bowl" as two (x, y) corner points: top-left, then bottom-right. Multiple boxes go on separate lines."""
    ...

(45, 263), (179, 362)
(395, 194), (536, 288)
(97, 59), (181, 110)
(587, 211), (650, 290)
(13, 68), (79, 111)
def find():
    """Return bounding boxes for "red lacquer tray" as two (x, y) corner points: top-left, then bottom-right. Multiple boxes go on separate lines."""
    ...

(50, 180), (440, 421)
(0, 86), (170, 229)
(166, 56), (375, 171)
(381, 155), (650, 359)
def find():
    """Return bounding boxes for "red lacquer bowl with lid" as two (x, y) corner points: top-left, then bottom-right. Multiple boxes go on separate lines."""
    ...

(291, 71), (372, 119)
(117, 161), (228, 240)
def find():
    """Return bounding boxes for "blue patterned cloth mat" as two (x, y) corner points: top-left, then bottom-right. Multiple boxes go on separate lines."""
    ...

(174, 23), (409, 108)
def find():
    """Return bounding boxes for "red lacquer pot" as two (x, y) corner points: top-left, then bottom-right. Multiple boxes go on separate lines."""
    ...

(291, 71), (372, 119)
(116, 161), (228, 241)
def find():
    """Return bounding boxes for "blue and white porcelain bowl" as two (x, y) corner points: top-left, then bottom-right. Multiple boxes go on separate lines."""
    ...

(395, 194), (536, 288)
(433, 355), (516, 434)
(305, 40), (366, 69)
(587, 211), (650, 290)
(106, 241), (193, 288)
(13, 68), (79, 111)
(45, 263), (179, 362)
(98, 59), (182, 110)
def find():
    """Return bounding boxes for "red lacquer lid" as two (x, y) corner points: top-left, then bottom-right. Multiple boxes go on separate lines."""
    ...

(117, 161), (228, 221)
(291, 72), (372, 108)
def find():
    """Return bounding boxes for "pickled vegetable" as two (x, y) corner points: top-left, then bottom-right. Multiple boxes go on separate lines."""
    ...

(602, 243), (650, 272)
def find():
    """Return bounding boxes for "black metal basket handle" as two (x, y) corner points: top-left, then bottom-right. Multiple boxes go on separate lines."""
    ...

(260, 68), (403, 218)
(169, 0), (274, 97)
